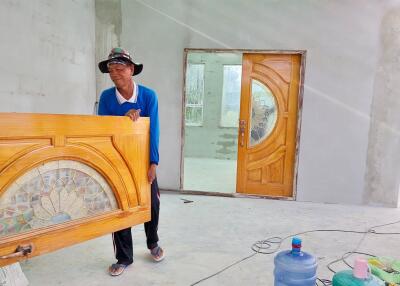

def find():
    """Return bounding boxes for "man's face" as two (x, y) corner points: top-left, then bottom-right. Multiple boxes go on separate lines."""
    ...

(108, 63), (134, 87)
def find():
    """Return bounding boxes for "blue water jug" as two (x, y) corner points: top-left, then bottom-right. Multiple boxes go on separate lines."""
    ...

(274, 237), (317, 286)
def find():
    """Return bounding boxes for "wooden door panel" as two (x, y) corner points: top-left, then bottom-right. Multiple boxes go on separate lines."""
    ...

(247, 145), (286, 170)
(0, 139), (52, 170)
(0, 113), (150, 266)
(237, 53), (302, 197)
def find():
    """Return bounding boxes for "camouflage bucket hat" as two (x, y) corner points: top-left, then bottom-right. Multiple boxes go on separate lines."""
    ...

(98, 47), (143, 76)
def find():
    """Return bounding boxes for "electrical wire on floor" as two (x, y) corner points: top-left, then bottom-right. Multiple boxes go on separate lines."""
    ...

(189, 219), (400, 286)
(325, 219), (400, 276)
(316, 277), (332, 286)
(326, 251), (376, 274)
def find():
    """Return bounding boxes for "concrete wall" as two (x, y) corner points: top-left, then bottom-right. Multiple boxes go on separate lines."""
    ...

(0, 0), (96, 115)
(184, 52), (241, 160)
(0, 0), (397, 206)
(95, 0), (120, 99)
(364, 6), (400, 207)
(0, 0), (396, 206)
(119, 0), (399, 206)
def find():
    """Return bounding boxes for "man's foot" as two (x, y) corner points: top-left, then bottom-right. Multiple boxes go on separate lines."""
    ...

(150, 246), (165, 262)
(108, 263), (128, 276)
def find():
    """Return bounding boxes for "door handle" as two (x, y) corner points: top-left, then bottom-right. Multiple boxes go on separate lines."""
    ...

(239, 119), (246, 147)
(0, 243), (34, 259)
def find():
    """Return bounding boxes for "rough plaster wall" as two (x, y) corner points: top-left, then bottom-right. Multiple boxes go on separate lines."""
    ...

(95, 0), (121, 100)
(120, 0), (389, 204)
(121, 0), (186, 190)
(364, 6), (400, 207)
(185, 52), (241, 160)
(0, 0), (96, 114)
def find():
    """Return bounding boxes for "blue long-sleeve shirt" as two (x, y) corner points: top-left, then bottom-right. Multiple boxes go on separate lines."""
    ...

(98, 85), (160, 165)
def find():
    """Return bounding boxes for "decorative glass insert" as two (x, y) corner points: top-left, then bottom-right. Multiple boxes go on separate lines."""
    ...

(0, 160), (117, 237)
(220, 65), (242, 128)
(185, 63), (205, 126)
(249, 79), (277, 146)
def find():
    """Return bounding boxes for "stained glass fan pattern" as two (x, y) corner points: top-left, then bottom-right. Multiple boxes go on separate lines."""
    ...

(0, 160), (117, 237)
(249, 79), (277, 146)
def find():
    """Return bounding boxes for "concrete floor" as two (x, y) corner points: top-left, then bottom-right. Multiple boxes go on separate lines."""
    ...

(184, 157), (237, 193)
(20, 192), (400, 285)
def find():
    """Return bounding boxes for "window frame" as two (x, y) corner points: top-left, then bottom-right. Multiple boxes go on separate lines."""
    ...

(220, 64), (242, 128)
(185, 63), (205, 127)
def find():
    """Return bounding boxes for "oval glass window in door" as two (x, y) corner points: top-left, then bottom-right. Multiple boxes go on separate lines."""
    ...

(0, 160), (118, 237)
(249, 79), (278, 147)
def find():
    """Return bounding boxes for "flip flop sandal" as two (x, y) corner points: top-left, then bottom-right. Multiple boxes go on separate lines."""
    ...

(150, 246), (165, 262)
(108, 263), (128, 276)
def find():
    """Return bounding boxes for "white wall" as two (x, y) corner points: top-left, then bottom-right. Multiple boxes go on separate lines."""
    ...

(0, 0), (96, 115)
(120, 0), (399, 205)
(364, 6), (400, 207)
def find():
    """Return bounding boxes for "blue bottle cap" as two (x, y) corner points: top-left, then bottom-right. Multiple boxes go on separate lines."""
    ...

(292, 237), (302, 246)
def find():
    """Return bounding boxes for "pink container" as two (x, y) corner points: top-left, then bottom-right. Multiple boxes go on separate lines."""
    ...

(353, 258), (370, 279)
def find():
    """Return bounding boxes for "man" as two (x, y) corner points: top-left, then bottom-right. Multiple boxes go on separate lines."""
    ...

(98, 47), (164, 276)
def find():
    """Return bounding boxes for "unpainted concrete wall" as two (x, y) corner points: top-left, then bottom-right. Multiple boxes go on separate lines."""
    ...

(120, 0), (397, 206)
(95, 0), (121, 99)
(0, 0), (96, 115)
(6, 0), (397, 206)
(364, 6), (400, 207)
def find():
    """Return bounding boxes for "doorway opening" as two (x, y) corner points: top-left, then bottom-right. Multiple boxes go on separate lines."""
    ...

(182, 51), (242, 194)
(181, 49), (305, 198)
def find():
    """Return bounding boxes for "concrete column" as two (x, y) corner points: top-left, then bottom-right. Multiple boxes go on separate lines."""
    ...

(95, 0), (121, 102)
(364, 6), (400, 207)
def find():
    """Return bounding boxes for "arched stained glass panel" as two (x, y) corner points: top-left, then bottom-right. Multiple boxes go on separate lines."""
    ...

(0, 160), (117, 237)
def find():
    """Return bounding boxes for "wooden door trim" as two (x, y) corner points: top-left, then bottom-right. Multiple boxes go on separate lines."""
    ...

(184, 48), (306, 55)
(161, 188), (295, 201)
(180, 50), (189, 190)
(180, 49), (306, 198)
(292, 52), (307, 200)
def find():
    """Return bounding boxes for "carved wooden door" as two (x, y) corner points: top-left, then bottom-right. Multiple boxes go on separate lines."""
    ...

(0, 113), (150, 266)
(236, 53), (302, 197)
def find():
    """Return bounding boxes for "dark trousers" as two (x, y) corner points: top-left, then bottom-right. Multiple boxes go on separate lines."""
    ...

(112, 178), (160, 265)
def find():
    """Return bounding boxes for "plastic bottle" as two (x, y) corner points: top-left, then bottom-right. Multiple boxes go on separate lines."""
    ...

(274, 237), (317, 286)
(332, 258), (384, 286)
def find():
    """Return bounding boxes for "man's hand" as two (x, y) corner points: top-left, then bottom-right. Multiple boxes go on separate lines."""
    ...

(125, 109), (141, 121)
(148, 163), (157, 184)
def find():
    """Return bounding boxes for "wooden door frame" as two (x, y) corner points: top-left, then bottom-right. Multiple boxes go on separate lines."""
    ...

(179, 48), (306, 200)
